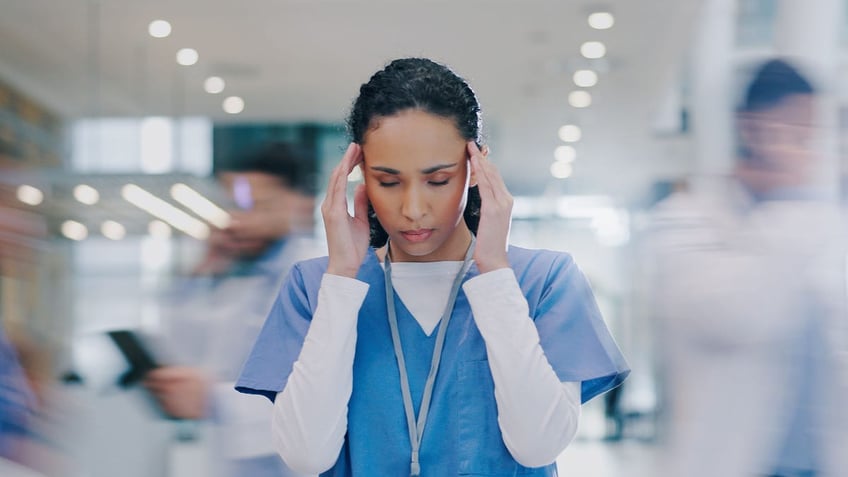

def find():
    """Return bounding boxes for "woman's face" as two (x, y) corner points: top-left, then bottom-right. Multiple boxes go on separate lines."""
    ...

(361, 109), (474, 262)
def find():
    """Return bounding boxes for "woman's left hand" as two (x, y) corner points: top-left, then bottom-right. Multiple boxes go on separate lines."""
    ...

(468, 141), (512, 273)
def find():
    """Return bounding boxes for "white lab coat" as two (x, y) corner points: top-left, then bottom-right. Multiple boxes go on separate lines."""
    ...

(648, 177), (848, 477)
(163, 236), (323, 477)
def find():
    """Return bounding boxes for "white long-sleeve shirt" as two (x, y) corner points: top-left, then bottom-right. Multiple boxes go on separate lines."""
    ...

(272, 265), (581, 474)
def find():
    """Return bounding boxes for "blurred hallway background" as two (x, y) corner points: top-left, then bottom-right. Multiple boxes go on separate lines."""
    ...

(1, 1), (847, 475)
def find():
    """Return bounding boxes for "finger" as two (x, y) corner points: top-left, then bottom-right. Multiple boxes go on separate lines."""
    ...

(325, 144), (356, 213)
(353, 183), (369, 222)
(466, 141), (483, 165)
(339, 144), (364, 193)
(467, 141), (488, 187)
(483, 157), (510, 198)
(322, 161), (343, 212)
(470, 154), (496, 204)
(348, 143), (364, 172)
(468, 142), (509, 202)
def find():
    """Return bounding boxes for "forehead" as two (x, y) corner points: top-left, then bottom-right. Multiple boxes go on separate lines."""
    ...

(753, 94), (815, 124)
(362, 109), (466, 165)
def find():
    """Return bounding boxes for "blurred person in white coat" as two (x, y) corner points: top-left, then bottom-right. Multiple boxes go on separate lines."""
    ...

(143, 142), (322, 477)
(650, 59), (848, 477)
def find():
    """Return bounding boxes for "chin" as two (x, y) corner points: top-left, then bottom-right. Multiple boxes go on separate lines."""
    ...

(389, 237), (440, 260)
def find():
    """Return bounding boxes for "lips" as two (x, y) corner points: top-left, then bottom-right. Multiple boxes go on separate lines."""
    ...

(400, 229), (433, 243)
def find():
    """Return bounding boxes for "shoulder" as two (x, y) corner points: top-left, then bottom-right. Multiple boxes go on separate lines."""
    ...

(508, 245), (574, 266)
(290, 255), (330, 280)
(507, 245), (577, 283)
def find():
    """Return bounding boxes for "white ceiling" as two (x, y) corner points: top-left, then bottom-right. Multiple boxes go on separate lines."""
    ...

(0, 0), (703, 198)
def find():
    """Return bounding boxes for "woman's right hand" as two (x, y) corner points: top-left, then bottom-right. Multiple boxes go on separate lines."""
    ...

(322, 143), (370, 278)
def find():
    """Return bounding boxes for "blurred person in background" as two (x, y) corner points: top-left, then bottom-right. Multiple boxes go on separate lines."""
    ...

(0, 152), (67, 476)
(143, 141), (322, 477)
(0, 171), (37, 466)
(650, 59), (848, 477)
(0, 326), (35, 465)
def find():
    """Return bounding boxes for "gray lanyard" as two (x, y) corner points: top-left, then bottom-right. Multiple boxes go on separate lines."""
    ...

(384, 237), (475, 476)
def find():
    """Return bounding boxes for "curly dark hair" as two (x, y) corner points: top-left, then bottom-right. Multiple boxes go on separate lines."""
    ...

(347, 58), (482, 247)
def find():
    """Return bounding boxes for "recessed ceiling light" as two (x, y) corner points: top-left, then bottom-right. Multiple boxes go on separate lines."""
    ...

(73, 184), (100, 205)
(61, 220), (88, 241)
(550, 161), (574, 179)
(176, 48), (199, 66)
(569, 90), (593, 108)
(101, 221), (126, 240)
(558, 125), (582, 143)
(204, 76), (226, 94)
(588, 12), (615, 30)
(573, 70), (598, 88)
(223, 96), (245, 114)
(580, 41), (606, 59)
(148, 20), (172, 38)
(16, 185), (43, 206)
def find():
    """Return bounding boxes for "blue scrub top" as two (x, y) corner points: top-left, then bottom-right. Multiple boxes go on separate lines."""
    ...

(237, 245), (629, 476)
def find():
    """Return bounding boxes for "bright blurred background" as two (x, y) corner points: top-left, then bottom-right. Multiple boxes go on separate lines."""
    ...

(1, 1), (847, 476)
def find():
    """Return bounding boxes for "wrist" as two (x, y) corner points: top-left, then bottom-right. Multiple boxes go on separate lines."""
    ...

(326, 264), (360, 278)
(476, 260), (510, 274)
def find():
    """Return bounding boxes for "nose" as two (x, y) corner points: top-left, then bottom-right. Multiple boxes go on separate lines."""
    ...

(400, 185), (426, 222)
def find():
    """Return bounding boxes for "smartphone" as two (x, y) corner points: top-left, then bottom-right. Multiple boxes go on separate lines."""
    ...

(107, 330), (161, 388)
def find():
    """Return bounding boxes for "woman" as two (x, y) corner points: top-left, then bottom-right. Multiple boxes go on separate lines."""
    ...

(236, 57), (628, 476)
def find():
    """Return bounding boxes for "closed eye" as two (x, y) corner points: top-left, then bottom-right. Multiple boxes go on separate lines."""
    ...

(378, 181), (400, 187)
(428, 179), (450, 186)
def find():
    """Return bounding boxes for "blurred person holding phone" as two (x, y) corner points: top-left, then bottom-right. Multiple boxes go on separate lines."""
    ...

(143, 141), (322, 477)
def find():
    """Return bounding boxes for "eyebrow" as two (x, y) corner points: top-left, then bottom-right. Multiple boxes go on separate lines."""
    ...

(369, 163), (459, 175)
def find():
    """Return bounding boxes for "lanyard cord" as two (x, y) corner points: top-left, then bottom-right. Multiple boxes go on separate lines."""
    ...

(384, 236), (475, 476)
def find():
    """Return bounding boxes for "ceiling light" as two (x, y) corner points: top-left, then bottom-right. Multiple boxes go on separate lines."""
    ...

(573, 70), (598, 88)
(554, 145), (577, 162)
(588, 12), (615, 30)
(16, 185), (43, 206)
(176, 48), (199, 66)
(550, 162), (574, 179)
(101, 221), (126, 240)
(122, 184), (209, 239)
(61, 220), (88, 241)
(223, 96), (245, 114)
(204, 76), (225, 94)
(580, 41), (606, 59)
(558, 124), (582, 143)
(148, 20), (172, 38)
(569, 90), (593, 108)
(170, 183), (230, 228)
(73, 184), (99, 205)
